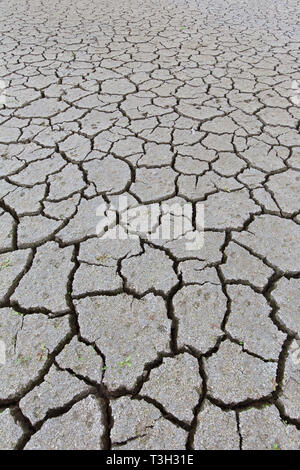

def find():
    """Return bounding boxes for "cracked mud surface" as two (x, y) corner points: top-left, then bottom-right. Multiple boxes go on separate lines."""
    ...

(0, 0), (299, 450)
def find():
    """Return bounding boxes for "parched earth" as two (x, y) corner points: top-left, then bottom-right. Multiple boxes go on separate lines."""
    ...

(0, 0), (299, 450)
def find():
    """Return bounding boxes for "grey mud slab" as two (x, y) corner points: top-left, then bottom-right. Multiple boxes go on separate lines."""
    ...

(0, 0), (299, 451)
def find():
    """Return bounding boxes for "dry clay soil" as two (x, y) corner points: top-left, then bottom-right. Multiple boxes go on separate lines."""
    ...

(0, 0), (299, 450)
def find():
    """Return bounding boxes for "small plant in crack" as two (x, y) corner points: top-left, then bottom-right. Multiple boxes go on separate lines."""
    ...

(272, 443), (280, 450)
(118, 356), (132, 368)
(36, 343), (48, 361)
(12, 311), (23, 317)
(0, 259), (10, 270)
(17, 354), (31, 365)
(96, 253), (110, 262)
